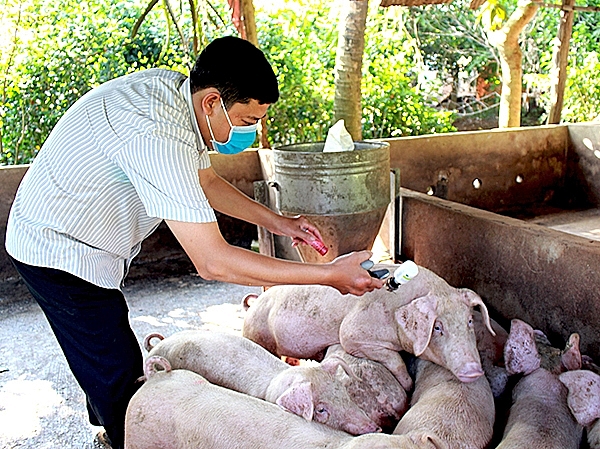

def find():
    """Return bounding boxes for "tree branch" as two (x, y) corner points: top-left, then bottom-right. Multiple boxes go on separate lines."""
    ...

(131, 0), (160, 39)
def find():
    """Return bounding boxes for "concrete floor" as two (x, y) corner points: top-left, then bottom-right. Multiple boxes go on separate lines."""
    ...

(0, 273), (262, 449)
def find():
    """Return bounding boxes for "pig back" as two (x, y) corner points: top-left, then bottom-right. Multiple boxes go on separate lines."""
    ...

(497, 369), (582, 449)
(242, 284), (362, 359)
(241, 266), (437, 359)
(393, 359), (495, 449)
(146, 330), (285, 398)
(125, 369), (355, 449)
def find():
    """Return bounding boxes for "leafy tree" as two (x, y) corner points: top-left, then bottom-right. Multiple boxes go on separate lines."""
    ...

(0, 0), (193, 165)
(524, 0), (600, 123)
(333, 0), (368, 140)
(2, 0), (457, 164)
(361, 5), (456, 138)
(261, 1), (455, 147)
(405, 1), (498, 97)
(258, 2), (337, 146)
(486, 0), (540, 127)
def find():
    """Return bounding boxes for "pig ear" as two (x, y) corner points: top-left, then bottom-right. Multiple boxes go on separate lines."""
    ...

(320, 356), (362, 382)
(561, 333), (582, 371)
(504, 319), (541, 376)
(462, 290), (496, 337)
(395, 295), (437, 357)
(275, 381), (314, 421)
(559, 370), (600, 426)
(407, 430), (449, 449)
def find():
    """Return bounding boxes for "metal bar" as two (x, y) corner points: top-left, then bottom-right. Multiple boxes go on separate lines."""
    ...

(253, 180), (276, 258)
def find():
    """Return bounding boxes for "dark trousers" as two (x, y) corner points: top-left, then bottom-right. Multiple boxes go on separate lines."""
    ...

(10, 256), (143, 449)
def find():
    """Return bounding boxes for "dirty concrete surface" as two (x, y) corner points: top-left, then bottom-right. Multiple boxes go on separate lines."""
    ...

(0, 271), (262, 449)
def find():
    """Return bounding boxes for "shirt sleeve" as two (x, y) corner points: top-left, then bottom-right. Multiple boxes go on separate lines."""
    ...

(113, 127), (217, 223)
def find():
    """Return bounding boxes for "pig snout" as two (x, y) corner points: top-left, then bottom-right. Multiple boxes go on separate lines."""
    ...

(455, 362), (485, 382)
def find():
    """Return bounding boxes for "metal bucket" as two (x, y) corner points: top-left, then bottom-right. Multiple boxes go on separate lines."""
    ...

(272, 141), (391, 263)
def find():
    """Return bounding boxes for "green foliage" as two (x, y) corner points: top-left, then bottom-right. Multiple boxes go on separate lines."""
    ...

(261, 2), (455, 147)
(4, 0), (600, 166)
(258, 3), (337, 146)
(522, 0), (600, 123)
(477, 0), (508, 32)
(361, 6), (455, 138)
(406, 1), (496, 83)
(562, 52), (600, 122)
(2, 0), (456, 164)
(0, 0), (192, 165)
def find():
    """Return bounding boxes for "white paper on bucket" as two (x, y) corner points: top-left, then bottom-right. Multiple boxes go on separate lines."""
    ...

(323, 119), (354, 152)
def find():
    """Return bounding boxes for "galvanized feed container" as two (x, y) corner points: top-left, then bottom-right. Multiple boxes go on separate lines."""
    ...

(272, 141), (391, 263)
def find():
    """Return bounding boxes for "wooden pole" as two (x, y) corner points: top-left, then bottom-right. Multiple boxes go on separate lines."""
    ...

(547, 0), (575, 124)
(333, 0), (369, 141)
(238, 0), (270, 148)
(241, 0), (258, 46)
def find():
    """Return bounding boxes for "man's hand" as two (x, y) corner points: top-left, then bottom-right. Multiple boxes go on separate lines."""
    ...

(268, 214), (324, 247)
(327, 251), (385, 296)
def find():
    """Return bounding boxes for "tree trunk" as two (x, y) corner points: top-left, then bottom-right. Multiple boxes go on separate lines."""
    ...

(333, 0), (368, 141)
(547, 0), (575, 124)
(489, 0), (539, 128)
(228, 0), (270, 148)
(240, 0), (269, 148)
(241, 0), (258, 46)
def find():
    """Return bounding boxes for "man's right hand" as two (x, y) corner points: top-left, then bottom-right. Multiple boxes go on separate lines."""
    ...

(327, 250), (384, 296)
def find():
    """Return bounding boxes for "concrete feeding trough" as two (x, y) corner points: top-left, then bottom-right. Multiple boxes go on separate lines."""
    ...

(248, 123), (600, 362)
(391, 123), (600, 361)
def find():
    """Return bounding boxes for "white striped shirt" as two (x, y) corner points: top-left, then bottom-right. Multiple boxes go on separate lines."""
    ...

(5, 69), (216, 289)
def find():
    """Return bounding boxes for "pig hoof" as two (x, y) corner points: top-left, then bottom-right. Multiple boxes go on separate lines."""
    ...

(93, 431), (113, 449)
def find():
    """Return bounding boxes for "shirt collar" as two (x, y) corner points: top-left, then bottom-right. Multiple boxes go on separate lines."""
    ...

(179, 77), (206, 151)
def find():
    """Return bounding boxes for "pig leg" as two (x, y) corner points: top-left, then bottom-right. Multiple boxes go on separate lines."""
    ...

(589, 422), (600, 449)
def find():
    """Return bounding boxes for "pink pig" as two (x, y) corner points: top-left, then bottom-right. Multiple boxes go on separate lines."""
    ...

(125, 356), (448, 449)
(144, 330), (379, 435)
(559, 369), (600, 448)
(495, 319), (583, 449)
(243, 265), (495, 391)
(393, 358), (495, 449)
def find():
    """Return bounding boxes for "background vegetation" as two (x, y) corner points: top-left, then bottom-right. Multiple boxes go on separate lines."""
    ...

(1, 0), (599, 165)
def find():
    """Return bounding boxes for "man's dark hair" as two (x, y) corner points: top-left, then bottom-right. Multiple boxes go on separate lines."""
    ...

(190, 36), (279, 107)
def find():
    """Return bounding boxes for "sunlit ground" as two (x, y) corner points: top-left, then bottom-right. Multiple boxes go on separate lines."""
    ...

(133, 302), (245, 335)
(0, 377), (67, 440)
(0, 276), (261, 448)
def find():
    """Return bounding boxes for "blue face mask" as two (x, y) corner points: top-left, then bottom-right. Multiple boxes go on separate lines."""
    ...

(206, 98), (258, 154)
